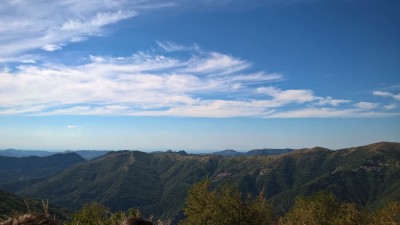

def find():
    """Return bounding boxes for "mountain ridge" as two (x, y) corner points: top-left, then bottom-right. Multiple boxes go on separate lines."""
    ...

(0, 152), (86, 187)
(6, 142), (400, 219)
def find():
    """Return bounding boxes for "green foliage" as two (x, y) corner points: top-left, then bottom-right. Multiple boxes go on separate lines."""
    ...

(279, 191), (362, 225)
(2, 187), (399, 225)
(181, 180), (400, 225)
(244, 192), (275, 225)
(66, 202), (109, 225)
(363, 201), (400, 225)
(279, 191), (400, 225)
(65, 202), (141, 225)
(0, 189), (70, 221)
(180, 179), (275, 225)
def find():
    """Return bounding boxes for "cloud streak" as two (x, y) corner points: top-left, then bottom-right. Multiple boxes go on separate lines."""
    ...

(0, 0), (167, 58)
(0, 45), (397, 118)
(373, 90), (400, 101)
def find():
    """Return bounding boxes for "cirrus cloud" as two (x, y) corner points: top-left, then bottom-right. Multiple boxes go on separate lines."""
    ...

(0, 44), (396, 118)
(373, 90), (400, 101)
(0, 0), (168, 58)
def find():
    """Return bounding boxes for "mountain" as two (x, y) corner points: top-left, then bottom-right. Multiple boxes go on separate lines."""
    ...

(0, 189), (70, 221)
(0, 149), (109, 160)
(14, 142), (400, 220)
(211, 149), (244, 156)
(0, 153), (86, 187)
(246, 148), (293, 155)
(67, 150), (109, 160)
(211, 148), (294, 156)
(0, 149), (55, 157)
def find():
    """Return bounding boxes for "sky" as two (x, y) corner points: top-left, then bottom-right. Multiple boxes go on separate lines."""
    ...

(0, 0), (399, 151)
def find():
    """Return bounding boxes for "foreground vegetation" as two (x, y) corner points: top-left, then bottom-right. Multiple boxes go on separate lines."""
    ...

(180, 179), (400, 225)
(2, 179), (399, 225)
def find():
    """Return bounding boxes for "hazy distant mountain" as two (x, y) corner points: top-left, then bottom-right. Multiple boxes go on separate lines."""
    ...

(0, 149), (109, 160)
(211, 149), (244, 156)
(0, 149), (55, 157)
(0, 153), (86, 186)
(211, 148), (294, 156)
(65, 150), (110, 160)
(15, 142), (400, 220)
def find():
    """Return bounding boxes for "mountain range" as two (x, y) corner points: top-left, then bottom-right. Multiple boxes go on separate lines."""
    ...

(0, 148), (293, 159)
(211, 148), (293, 156)
(1, 142), (397, 221)
(0, 149), (109, 160)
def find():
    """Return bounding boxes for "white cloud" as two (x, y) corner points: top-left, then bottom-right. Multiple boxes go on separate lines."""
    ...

(373, 91), (393, 97)
(0, 0), (171, 58)
(67, 125), (76, 129)
(265, 107), (399, 118)
(354, 102), (378, 110)
(21, 60), (36, 64)
(373, 90), (400, 101)
(0, 46), (398, 118)
(0, 54), (40, 63)
(41, 44), (63, 52)
(61, 10), (136, 34)
(384, 104), (397, 110)
(257, 86), (316, 105)
(184, 52), (250, 75)
(231, 72), (282, 83)
(157, 41), (200, 52)
(315, 96), (351, 106)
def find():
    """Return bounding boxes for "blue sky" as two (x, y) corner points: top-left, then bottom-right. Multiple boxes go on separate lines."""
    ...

(0, 0), (399, 151)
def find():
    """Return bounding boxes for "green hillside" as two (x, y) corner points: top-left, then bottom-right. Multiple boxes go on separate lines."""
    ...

(15, 142), (400, 219)
(0, 189), (70, 221)
(0, 152), (86, 187)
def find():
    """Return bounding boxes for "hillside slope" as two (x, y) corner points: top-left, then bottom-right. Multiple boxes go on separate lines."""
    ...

(0, 189), (70, 221)
(16, 142), (400, 219)
(0, 153), (86, 186)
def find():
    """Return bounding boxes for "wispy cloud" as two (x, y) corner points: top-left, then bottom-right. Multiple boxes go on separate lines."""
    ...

(373, 90), (400, 100)
(384, 104), (398, 110)
(41, 44), (63, 52)
(60, 10), (136, 34)
(0, 0), (315, 59)
(265, 107), (400, 118)
(0, 45), (397, 118)
(0, 0), (168, 58)
(354, 102), (378, 110)
(67, 125), (76, 129)
(157, 41), (200, 52)
(314, 96), (351, 107)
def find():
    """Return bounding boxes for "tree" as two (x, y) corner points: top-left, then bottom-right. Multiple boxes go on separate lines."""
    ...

(66, 202), (109, 225)
(180, 179), (275, 225)
(279, 191), (361, 225)
(65, 202), (141, 225)
(364, 202), (400, 225)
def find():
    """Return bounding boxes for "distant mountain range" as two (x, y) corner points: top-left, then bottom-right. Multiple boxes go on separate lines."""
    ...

(2, 142), (397, 221)
(211, 148), (294, 156)
(0, 149), (110, 160)
(0, 149), (56, 157)
(0, 148), (293, 159)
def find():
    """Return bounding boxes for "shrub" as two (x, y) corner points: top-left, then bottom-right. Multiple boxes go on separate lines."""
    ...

(180, 178), (276, 225)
